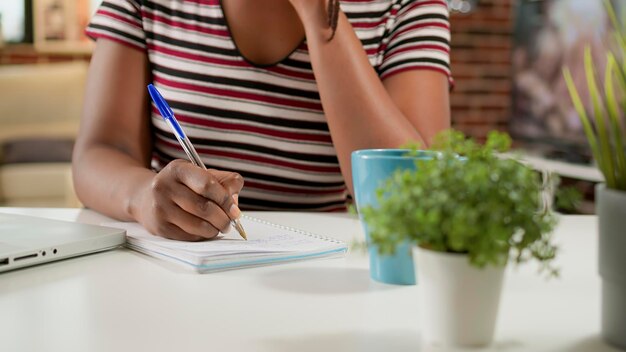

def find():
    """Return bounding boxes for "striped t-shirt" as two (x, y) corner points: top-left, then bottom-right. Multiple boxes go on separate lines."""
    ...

(86, 0), (451, 211)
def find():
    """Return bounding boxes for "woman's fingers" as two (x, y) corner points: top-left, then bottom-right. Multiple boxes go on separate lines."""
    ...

(154, 220), (207, 242)
(143, 160), (246, 241)
(170, 161), (240, 218)
(170, 181), (232, 234)
(161, 203), (222, 240)
(210, 168), (244, 207)
(210, 169), (245, 196)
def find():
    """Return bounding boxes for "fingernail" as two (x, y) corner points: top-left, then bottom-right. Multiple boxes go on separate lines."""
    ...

(229, 204), (241, 219)
(222, 224), (232, 234)
(232, 194), (239, 205)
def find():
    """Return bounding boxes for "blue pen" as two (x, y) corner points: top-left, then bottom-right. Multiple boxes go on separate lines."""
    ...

(147, 84), (247, 240)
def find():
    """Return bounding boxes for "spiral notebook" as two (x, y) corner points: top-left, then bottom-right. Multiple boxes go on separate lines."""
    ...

(104, 216), (347, 273)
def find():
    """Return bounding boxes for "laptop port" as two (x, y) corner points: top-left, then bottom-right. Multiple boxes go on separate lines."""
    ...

(14, 253), (38, 261)
(0, 258), (8, 266)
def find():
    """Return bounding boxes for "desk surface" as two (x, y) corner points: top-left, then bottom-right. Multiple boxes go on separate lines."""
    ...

(519, 154), (604, 183)
(0, 208), (619, 352)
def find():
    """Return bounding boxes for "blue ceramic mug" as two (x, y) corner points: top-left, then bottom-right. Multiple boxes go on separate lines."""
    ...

(352, 149), (437, 285)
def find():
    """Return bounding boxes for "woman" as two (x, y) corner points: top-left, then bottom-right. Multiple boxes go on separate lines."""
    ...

(72, 0), (451, 241)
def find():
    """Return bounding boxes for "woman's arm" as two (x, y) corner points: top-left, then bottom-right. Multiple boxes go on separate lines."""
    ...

(290, 0), (451, 194)
(72, 39), (154, 221)
(73, 40), (243, 241)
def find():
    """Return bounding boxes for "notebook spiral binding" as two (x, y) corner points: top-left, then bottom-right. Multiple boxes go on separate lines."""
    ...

(242, 215), (344, 245)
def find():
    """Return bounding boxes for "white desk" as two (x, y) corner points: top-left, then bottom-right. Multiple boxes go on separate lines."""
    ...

(518, 154), (604, 183)
(0, 208), (619, 352)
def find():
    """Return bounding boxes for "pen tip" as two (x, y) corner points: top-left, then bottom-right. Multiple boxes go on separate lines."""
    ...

(234, 220), (247, 240)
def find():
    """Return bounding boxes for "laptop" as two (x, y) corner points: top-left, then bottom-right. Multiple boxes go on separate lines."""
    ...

(0, 212), (126, 273)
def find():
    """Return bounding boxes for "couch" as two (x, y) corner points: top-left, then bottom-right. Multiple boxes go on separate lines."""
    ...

(0, 61), (88, 207)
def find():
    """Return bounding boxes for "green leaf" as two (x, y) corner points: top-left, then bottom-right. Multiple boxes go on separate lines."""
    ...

(604, 0), (626, 49)
(563, 68), (601, 171)
(605, 54), (626, 189)
(614, 45), (626, 95)
(585, 47), (616, 188)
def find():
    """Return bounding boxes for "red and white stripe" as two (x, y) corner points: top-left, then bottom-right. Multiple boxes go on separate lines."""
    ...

(87, 0), (451, 211)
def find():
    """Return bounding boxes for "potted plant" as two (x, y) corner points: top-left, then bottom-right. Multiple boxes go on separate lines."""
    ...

(563, 1), (626, 348)
(361, 130), (559, 347)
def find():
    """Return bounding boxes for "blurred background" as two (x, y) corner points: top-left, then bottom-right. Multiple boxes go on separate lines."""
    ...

(0, 0), (623, 212)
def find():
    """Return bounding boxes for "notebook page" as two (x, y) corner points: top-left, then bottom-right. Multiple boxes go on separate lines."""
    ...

(104, 216), (341, 255)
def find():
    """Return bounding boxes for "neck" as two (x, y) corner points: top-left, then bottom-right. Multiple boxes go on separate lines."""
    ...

(220, 0), (305, 66)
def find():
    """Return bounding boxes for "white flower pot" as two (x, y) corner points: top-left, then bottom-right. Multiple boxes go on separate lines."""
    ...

(413, 246), (506, 347)
(596, 184), (626, 349)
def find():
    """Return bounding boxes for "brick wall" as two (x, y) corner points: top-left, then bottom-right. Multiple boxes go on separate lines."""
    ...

(450, 0), (514, 139)
(1, 0), (516, 141)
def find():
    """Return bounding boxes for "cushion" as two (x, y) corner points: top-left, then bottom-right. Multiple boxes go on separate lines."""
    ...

(1, 138), (74, 164)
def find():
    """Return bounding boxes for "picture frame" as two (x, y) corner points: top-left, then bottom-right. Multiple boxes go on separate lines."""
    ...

(33, 0), (92, 53)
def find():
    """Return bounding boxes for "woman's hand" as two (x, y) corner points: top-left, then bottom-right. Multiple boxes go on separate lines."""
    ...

(134, 160), (244, 241)
(74, 39), (246, 239)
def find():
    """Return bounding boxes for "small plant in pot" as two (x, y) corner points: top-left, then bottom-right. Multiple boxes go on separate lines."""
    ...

(362, 129), (559, 347)
(563, 0), (626, 348)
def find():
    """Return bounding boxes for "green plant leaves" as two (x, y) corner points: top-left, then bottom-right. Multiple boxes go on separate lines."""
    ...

(585, 47), (616, 187)
(563, 68), (602, 171)
(362, 130), (559, 275)
(605, 54), (626, 189)
(563, 0), (626, 191)
(605, 0), (625, 49)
